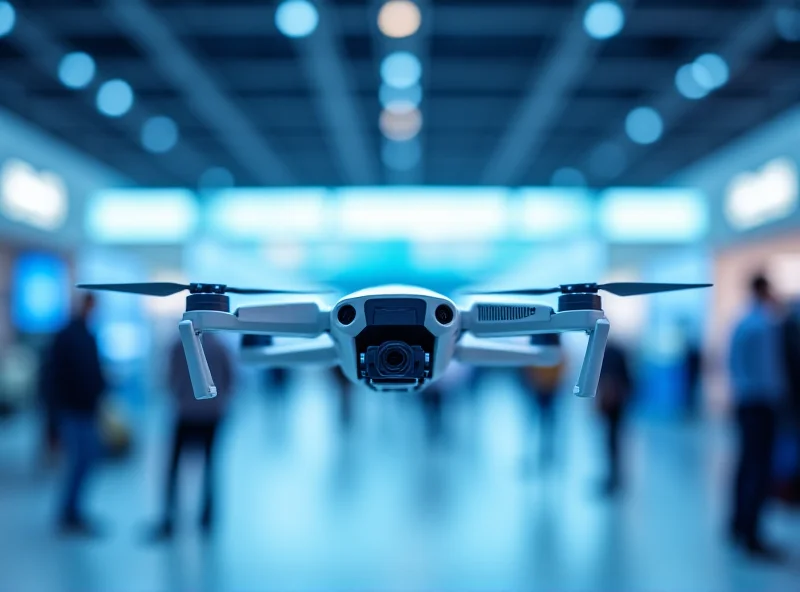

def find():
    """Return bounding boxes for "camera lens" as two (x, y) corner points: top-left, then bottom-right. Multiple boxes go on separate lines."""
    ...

(435, 304), (454, 325)
(337, 304), (357, 325)
(377, 341), (413, 376)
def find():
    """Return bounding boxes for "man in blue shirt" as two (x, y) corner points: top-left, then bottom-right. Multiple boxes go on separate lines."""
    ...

(728, 274), (787, 559)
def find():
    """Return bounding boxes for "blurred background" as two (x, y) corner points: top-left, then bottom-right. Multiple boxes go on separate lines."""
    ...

(1, 0), (800, 590)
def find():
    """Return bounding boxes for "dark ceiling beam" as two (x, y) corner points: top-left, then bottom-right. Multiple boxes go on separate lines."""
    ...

(481, 0), (637, 185)
(4, 11), (208, 185)
(291, 0), (378, 185)
(42, 6), (750, 38)
(104, 0), (295, 185)
(584, 6), (778, 185)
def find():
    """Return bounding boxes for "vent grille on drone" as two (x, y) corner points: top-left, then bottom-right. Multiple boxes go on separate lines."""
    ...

(477, 305), (537, 322)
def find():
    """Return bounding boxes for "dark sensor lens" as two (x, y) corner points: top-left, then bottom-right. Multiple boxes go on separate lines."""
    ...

(337, 304), (357, 325)
(435, 304), (454, 325)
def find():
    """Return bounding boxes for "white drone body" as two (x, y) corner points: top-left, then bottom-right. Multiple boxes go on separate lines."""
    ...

(78, 279), (709, 401)
(178, 284), (610, 399)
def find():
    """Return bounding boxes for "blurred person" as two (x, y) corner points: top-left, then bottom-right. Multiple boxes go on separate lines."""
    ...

(520, 334), (566, 471)
(680, 319), (704, 417)
(596, 339), (633, 496)
(780, 300), (800, 503)
(728, 274), (788, 559)
(46, 293), (107, 535)
(146, 334), (235, 541)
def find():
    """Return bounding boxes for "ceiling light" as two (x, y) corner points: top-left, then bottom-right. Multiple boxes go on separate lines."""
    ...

(380, 51), (422, 89)
(96, 79), (134, 117)
(775, 8), (800, 42)
(550, 167), (587, 187)
(379, 83), (422, 109)
(0, 2), (15, 38)
(378, 1), (421, 39)
(583, 1), (624, 40)
(625, 107), (663, 145)
(275, 0), (318, 38)
(675, 64), (708, 100)
(692, 53), (729, 90)
(382, 139), (421, 171)
(379, 107), (422, 141)
(58, 52), (96, 89)
(141, 116), (179, 153)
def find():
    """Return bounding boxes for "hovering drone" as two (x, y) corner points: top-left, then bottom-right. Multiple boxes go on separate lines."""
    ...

(78, 281), (711, 399)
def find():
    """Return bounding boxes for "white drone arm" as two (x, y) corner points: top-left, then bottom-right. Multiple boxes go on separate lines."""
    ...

(240, 334), (339, 368)
(454, 333), (562, 367)
(179, 300), (330, 400)
(461, 303), (610, 398)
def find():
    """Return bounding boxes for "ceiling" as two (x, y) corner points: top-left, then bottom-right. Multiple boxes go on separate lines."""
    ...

(0, 0), (798, 188)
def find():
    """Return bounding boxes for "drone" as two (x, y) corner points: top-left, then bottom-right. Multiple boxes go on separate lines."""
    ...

(77, 281), (711, 400)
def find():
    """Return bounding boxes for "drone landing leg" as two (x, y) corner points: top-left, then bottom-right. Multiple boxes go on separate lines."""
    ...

(178, 320), (217, 400)
(573, 318), (610, 398)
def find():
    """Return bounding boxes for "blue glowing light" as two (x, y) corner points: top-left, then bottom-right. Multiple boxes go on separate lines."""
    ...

(692, 53), (729, 90)
(675, 64), (708, 100)
(275, 0), (319, 38)
(382, 139), (421, 171)
(379, 83), (422, 109)
(96, 79), (134, 117)
(583, 1), (624, 40)
(625, 107), (663, 145)
(141, 116), (179, 153)
(0, 2), (15, 38)
(380, 51), (422, 89)
(58, 52), (96, 89)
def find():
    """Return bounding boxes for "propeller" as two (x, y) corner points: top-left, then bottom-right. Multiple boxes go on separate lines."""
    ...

(467, 282), (713, 297)
(76, 282), (327, 297)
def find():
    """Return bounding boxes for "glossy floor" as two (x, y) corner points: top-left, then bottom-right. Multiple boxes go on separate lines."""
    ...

(1, 372), (799, 591)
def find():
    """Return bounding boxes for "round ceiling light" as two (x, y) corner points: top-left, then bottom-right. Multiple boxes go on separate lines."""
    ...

(378, 1), (421, 39)
(379, 107), (422, 141)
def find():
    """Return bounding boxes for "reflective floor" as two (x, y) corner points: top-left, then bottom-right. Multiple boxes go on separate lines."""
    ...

(1, 371), (799, 591)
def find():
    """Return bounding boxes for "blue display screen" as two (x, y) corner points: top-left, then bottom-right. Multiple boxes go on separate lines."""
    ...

(11, 253), (70, 334)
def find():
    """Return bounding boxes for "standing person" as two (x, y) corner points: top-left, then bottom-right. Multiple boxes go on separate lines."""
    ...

(48, 293), (107, 535)
(521, 334), (566, 471)
(147, 334), (235, 541)
(728, 274), (787, 559)
(596, 339), (633, 496)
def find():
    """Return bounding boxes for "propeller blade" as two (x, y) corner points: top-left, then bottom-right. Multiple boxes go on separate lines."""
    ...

(225, 287), (331, 295)
(76, 282), (189, 297)
(599, 282), (713, 297)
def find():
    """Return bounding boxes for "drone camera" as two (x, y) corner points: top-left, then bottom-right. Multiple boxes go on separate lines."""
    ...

(361, 340), (429, 383)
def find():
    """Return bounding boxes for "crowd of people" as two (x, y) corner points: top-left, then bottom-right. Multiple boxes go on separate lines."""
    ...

(22, 274), (800, 564)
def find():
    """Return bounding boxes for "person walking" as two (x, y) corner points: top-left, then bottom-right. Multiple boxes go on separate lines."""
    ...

(47, 293), (107, 535)
(596, 339), (633, 496)
(147, 333), (235, 541)
(728, 274), (787, 559)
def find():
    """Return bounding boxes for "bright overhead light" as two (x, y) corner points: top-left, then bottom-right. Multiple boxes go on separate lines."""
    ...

(382, 138), (421, 171)
(0, 2), (15, 37)
(275, 0), (318, 38)
(0, 158), (68, 230)
(141, 116), (179, 153)
(692, 53), (729, 90)
(58, 52), (96, 89)
(625, 106), (663, 145)
(550, 167), (587, 187)
(378, 1), (421, 39)
(775, 8), (800, 42)
(675, 64), (708, 100)
(96, 79), (134, 117)
(380, 51), (422, 89)
(379, 83), (422, 109)
(583, 1), (624, 40)
(725, 157), (799, 230)
(379, 107), (422, 141)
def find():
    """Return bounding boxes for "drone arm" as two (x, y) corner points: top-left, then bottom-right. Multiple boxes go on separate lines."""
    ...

(183, 301), (329, 337)
(573, 318), (610, 398)
(178, 320), (217, 400)
(240, 335), (339, 367)
(454, 334), (562, 367)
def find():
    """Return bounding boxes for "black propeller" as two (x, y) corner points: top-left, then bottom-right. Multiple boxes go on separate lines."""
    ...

(467, 282), (713, 297)
(76, 282), (327, 297)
